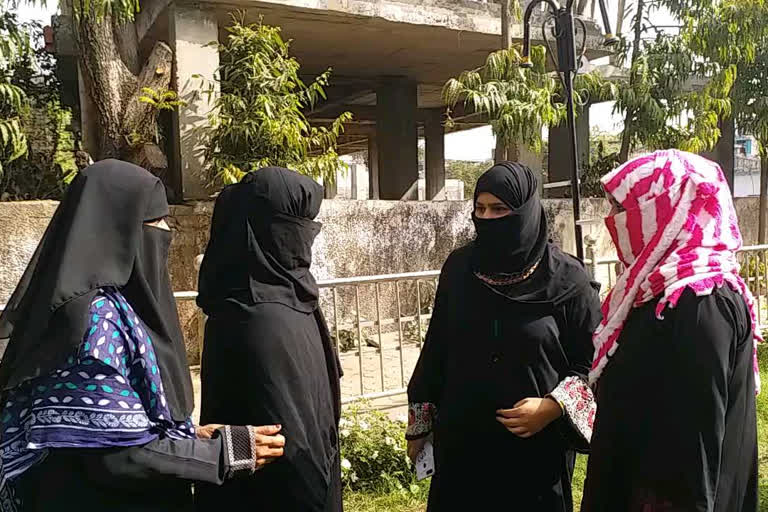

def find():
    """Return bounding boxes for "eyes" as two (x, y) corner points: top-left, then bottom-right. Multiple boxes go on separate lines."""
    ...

(474, 204), (511, 218)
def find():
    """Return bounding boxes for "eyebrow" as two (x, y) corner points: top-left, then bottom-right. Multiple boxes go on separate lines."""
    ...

(475, 201), (509, 207)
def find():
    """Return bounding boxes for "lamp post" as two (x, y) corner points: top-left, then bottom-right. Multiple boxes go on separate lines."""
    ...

(520, 0), (618, 260)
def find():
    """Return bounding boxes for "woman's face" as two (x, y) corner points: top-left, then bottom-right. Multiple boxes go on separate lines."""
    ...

(474, 192), (512, 219)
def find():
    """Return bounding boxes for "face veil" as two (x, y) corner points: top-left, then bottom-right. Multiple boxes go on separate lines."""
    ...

(0, 159), (193, 421)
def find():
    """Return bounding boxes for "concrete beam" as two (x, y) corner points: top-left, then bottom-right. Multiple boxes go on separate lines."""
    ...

(170, 5), (218, 200)
(424, 108), (445, 200)
(376, 79), (419, 200)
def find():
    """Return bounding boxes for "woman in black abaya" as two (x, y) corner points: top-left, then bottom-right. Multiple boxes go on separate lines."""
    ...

(406, 162), (601, 511)
(0, 160), (285, 511)
(195, 167), (342, 512)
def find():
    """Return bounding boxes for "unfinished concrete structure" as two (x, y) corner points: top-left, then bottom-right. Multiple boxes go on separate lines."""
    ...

(54, 0), (614, 201)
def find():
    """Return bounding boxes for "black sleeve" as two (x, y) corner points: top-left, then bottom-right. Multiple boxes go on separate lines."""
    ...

(74, 425), (258, 485)
(407, 253), (460, 406)
(560, 281), (602, 379)
(405, 251), (462, 440)
(547, 281), (602, 450)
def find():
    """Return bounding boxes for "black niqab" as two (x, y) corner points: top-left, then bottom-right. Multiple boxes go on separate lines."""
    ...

(471, 162), (594, 306)
(0, 159), (193, 421)
(197, 167), (323, 315)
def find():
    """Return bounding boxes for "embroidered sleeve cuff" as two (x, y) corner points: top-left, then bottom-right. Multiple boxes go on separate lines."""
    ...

(406, 402), (436, 440)
(218, 425), (257, 478)
(547, 376), (596, 444)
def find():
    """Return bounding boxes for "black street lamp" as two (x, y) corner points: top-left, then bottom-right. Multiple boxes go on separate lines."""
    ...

(520, 0), (618, 260)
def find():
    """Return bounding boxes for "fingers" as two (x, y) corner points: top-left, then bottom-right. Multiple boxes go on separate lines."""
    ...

(254, 433), (286, 448)
(254, 445), (285, 459)
(496, 416), (525, 428)
(513, 398), (529, 408)
(496, 408), (523, 418)
(252, 424), (282, 435)
(195, 424), (224, 439)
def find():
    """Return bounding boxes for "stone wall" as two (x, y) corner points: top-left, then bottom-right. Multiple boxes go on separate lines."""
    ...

(4, 196), (764, 300)
(1, 197), (762, 361)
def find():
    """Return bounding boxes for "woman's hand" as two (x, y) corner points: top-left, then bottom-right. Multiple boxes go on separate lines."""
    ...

(249, 424), (285, 469)
(407, 437), (428, 463)
(196, 423), (285, 469)
(196, 423), (224, 439)
(496, 397), (563, 438)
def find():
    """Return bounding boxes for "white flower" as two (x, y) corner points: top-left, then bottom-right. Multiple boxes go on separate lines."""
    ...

(372, 451), (379, 460)
(396, 414), (408, 424)
(384, 436), (395, 446)
(341, 458), (352, 470)
(358, 420), (370, 431)
(339, 418), (351, 428)
(350, 472), (359, 483)
(340, 429), (350, 439)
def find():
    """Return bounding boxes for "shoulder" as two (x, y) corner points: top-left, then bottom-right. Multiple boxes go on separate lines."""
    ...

(673, 285), (749, 329)
(441, 244), (473, 277)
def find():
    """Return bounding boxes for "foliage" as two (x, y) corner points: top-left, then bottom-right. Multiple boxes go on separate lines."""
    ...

(128, 87), (186, 147)
(0, 6), (29, 174)
(446, 159), (492, 199)
(339, 404), (420, 493)
(581, 140), (622, 198)
(0, 20), (77, 200)
(202, 16), (351, 186)
(443, 45), (616, 154)
(614, 30), (733, 158)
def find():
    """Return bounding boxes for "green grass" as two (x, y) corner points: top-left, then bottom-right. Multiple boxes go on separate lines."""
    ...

(345, 345), (768, 512)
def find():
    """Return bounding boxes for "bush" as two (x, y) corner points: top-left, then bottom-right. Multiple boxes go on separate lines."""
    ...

(339, 404), (422, 495)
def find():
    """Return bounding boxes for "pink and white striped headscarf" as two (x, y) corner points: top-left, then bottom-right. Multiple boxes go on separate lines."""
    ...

(590, 149), (761, 392)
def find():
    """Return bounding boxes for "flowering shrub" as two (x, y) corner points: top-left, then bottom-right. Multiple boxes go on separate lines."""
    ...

(339, 404), (421, 494)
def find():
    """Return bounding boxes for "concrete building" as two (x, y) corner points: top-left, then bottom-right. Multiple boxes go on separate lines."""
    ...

(52, 0), (612, 201)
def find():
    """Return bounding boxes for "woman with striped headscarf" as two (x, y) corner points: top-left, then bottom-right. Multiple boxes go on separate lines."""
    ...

(581, 150), (759, 512)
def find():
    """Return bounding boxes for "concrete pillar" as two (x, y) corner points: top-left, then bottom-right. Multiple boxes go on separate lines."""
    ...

(702, 117), (735, 195)
(169, 6), (218, 200)
(376, 79), (419, 200)
(367, 136), (380, 199)
(424, 109), (446, 200)
(324, 171), (338, 199)
(547, 107), (590, 198)
(350, 163), (358, 199)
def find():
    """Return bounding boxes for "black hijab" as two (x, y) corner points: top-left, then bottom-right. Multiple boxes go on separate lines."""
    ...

(0, 159), (194, 421)
(197, 167), (323, 316)
(471, 162), (594, 306)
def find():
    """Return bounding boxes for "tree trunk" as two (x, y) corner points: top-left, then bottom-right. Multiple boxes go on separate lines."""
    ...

(618, 0), (645, 163)
(75, 12), (172, 165)
(501, 0), (512, 50)
(760, 153), (768, 244)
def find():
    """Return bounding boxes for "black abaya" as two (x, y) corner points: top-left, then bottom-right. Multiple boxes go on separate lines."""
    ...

(195, 167), (342, 512)
(581, 286), (758, 512)
(408, 245), (601, 511)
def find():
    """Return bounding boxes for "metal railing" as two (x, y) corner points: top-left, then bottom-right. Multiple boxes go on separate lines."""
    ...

(4, 247), (768, 404)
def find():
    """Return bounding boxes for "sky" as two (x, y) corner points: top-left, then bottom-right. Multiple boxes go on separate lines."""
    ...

(14, 1), (678, 163)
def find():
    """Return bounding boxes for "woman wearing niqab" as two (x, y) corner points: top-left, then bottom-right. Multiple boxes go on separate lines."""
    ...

(406, 162), (602, 511)
(0, 160), (285, 511)
(194, 167), (343, 511)
(581, 150), (759, 512)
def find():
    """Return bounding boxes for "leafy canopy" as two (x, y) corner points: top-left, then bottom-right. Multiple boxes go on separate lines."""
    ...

(201, 16), (350, 186)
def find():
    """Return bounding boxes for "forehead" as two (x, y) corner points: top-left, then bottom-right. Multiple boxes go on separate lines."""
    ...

(475, 192), (506, 204)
